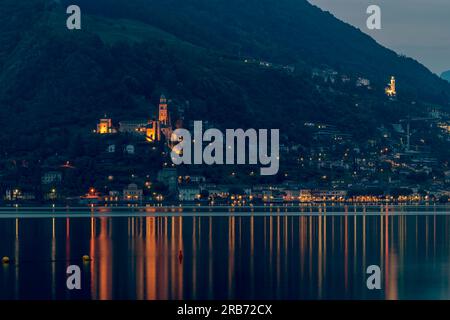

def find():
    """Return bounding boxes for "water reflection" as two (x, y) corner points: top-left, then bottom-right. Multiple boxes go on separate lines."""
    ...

(1, 209), (450, 300)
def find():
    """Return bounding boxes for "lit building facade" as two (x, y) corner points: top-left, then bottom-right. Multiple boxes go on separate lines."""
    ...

(95, 94), (174, 143)
(158, 95), (170, 126)
(144, 94), (173, 142)
(97, 118), (114, 134)
(385, 76), (396, 97)
(145, 120), (161, 142)
(123, 183), (143, 201)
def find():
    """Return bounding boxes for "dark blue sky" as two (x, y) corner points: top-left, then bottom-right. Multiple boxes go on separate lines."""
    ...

(308, 0), (450, 74)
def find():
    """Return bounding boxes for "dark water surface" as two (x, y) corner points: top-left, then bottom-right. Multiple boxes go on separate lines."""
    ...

(1, 206), (450, 300)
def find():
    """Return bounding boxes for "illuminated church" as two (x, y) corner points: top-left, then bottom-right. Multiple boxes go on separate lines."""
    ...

(144, 95), (173, 143)
(96, 94), (174, 144)
(385, 76), (396, 97)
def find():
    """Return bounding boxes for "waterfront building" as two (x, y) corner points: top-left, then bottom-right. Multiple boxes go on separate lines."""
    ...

(4, 189), (36, 201)
(200, 184), (229, 200)
(311, 190), (347, 201)
(79, 188), (101, 205)
(103, 191), (120, 203)
(123, 183), (143, 202)
(178, 186), (201, 201)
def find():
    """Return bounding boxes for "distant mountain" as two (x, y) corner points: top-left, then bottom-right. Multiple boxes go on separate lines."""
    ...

(441, 70), (450, 83)
(0, 0), (449, 156)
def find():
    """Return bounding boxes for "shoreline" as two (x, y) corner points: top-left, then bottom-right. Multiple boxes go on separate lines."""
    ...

(0, 202), (449, 209)
(0, 203), (449, 218)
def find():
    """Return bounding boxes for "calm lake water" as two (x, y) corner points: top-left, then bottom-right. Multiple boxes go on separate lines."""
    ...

(1, 205), (450, 300)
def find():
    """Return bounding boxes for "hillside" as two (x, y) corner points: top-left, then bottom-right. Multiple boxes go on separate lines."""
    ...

(0, 0), (449, 157)
(62, 0), (450, 102)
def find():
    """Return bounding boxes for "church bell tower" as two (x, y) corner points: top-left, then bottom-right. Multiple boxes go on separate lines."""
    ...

(158, 95), (170, 126)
